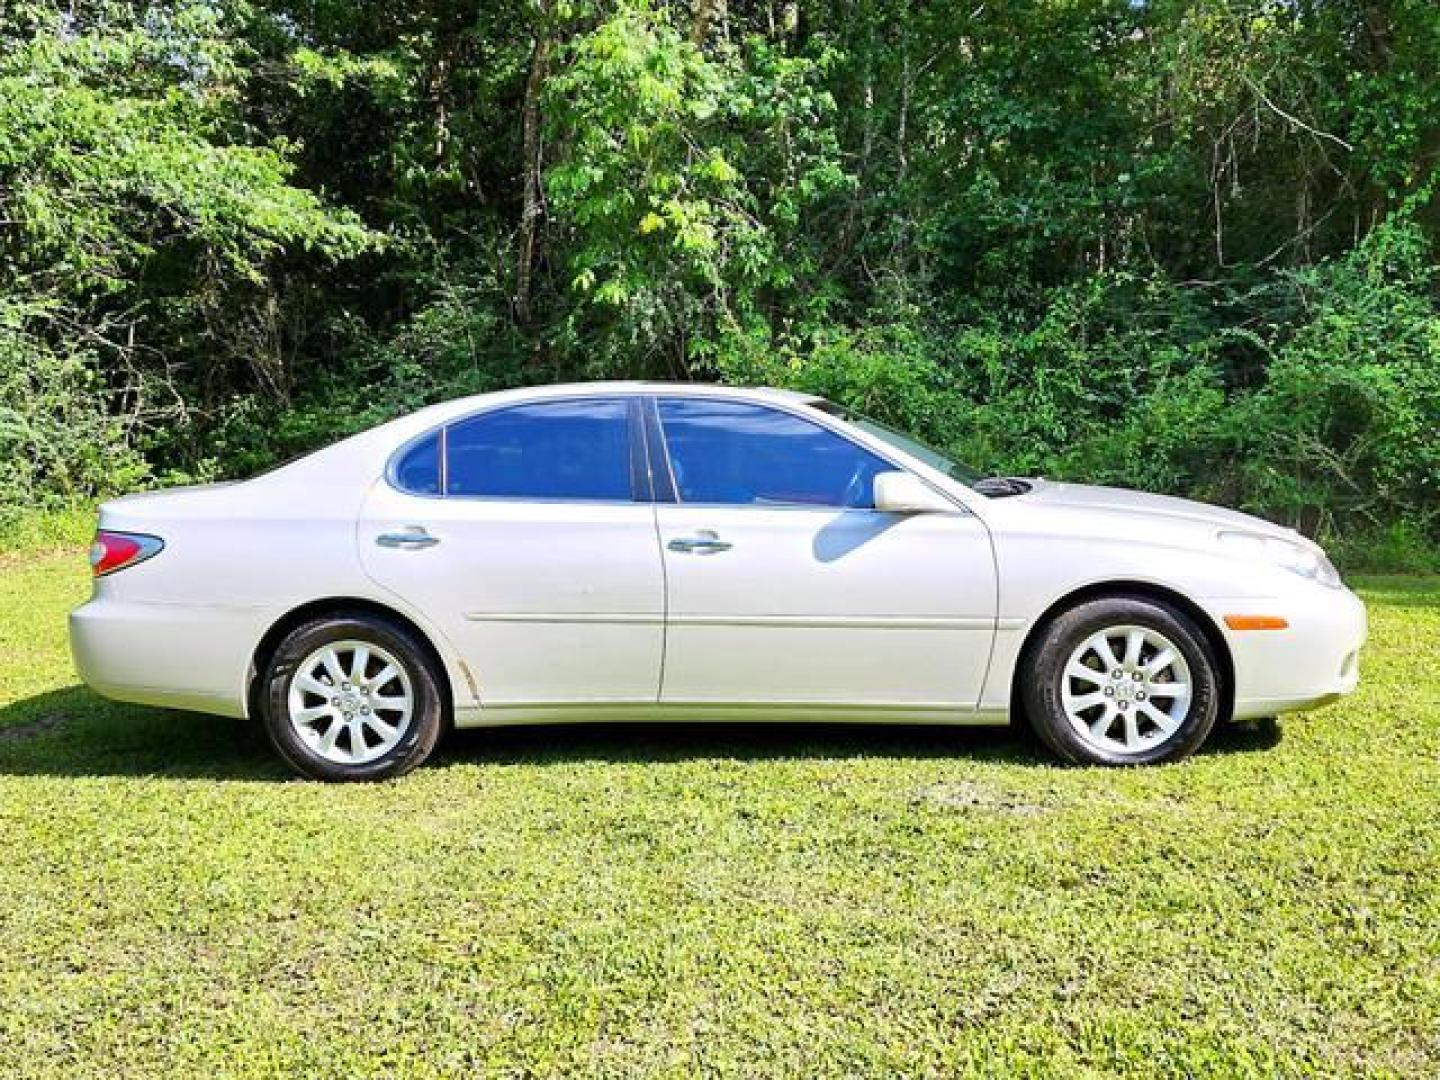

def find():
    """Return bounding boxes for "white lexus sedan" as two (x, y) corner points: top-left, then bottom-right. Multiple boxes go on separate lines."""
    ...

(70, 382), (1366, 780)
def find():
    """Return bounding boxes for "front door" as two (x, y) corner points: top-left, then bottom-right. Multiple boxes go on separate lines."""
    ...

(651, 398), (997, 709)
(359, 397), (665, 706)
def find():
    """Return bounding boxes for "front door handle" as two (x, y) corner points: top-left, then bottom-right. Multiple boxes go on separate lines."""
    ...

(667, 531), (732, 555)
(376, 527), (440, 550)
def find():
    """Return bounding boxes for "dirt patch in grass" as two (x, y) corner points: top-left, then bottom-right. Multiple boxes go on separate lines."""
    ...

(0, 711), (68, 743)
(910, 779), (1049, 815)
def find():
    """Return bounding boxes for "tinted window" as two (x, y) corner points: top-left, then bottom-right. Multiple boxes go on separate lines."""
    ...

(445, 399), (633, 500)
(393, 431), (441, 495)
(657, 399), (890, 508)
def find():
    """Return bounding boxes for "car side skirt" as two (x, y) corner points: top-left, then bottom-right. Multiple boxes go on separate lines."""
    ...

(453, 702), (1010, 729)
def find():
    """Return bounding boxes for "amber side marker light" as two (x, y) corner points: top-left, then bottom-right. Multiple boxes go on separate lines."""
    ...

(1223, 614), (1290, 631)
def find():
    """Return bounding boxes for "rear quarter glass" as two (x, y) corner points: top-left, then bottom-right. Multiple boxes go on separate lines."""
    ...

(393, 431), (442, 495)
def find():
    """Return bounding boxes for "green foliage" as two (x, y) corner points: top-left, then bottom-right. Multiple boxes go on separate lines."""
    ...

(1, 2), (376, 289)
(545, 7), (849, 375)
(0, 0), (378, 506)
(2, 0), (1438, 566)
(0, 299), (148, 512)
(0, 503), (97, 554)
(1228, 220), (1440, 540)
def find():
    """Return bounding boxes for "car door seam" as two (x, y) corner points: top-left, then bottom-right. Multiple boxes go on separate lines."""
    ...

(652, 500), (671, 703)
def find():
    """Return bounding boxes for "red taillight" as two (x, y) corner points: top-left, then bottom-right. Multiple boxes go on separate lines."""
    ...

(90, 530), (164, 577)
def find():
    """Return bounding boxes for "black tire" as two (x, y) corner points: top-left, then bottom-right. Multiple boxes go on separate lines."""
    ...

(261, 613), (445, 781)
(1020, 596), (1221, 767)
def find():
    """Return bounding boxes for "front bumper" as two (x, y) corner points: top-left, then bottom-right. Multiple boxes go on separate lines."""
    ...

(1210, 584), (1367, 720)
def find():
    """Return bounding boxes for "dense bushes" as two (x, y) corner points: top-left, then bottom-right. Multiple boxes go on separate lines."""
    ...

(0, 301), (149, 515)
(950, 222), (1440, 562)
(1, 0), (1437, 567)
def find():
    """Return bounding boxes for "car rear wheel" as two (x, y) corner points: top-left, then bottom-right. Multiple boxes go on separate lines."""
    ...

(1021, 596), (1221, 766)
(261, 613), (444, 781)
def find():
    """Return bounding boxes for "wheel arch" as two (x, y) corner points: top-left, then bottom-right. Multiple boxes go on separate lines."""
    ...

(1010, 580), (1234, 726)
(247, 598), (456, 725)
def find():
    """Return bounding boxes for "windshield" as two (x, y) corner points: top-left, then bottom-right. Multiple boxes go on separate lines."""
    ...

(820, 404), (986, 487)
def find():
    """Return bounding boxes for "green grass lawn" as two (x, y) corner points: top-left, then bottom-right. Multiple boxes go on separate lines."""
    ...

(1, 551), (1437, 1078)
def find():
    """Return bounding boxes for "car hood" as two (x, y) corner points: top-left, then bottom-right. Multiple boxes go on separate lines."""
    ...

(1016, 479), (1300, 542)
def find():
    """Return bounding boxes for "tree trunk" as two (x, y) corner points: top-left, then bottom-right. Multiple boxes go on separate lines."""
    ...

(690, 0), (727, 47)
(514, 28), (553, 326)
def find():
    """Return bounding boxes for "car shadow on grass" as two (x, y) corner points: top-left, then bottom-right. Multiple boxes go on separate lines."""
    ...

(0, 686), (288, 781)
(438, 720), (1044, 770)
(439, 714), (1283, 769)
(0, 684), (1283, 780)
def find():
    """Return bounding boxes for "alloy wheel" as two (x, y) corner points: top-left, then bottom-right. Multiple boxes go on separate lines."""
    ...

(286, 639), (415, 765)
(1059, 624), (1194, 755)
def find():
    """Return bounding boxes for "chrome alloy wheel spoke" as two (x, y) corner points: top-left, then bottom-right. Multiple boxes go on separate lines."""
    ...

(1059, 625), (1193, 755)
(287, 640), (414, 765)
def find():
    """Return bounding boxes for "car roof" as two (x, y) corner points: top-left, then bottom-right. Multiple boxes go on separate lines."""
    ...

(415, 381), (827, 419)
(529, 381), (822, 402)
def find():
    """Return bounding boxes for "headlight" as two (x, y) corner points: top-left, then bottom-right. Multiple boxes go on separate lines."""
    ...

(1217, 530), (1342, 588)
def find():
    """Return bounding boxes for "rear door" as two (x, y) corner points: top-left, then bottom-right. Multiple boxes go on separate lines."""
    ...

(359, 396), (665, 706)
(650, 397), (997, 709)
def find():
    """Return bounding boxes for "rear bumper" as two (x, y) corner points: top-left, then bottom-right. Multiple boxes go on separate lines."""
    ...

(69, 597), (262, 718)
(1211, 585), (1367, 720)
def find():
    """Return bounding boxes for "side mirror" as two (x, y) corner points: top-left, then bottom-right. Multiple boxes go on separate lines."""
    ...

(873, 471), (956, 514)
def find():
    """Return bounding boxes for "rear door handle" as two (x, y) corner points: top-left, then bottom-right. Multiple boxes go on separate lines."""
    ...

(667, 532), (732, 555)
(376, 527), (440, 550)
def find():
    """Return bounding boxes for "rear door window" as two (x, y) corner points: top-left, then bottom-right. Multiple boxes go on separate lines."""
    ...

(444, 399), (635, 501)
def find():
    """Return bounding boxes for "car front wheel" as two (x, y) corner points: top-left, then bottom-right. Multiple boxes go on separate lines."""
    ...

(261, 613), (444, 781)
(1021, 596), (1221, 766)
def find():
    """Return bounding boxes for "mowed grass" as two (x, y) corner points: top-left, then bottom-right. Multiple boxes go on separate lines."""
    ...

(1, 553), (1437, 1079)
